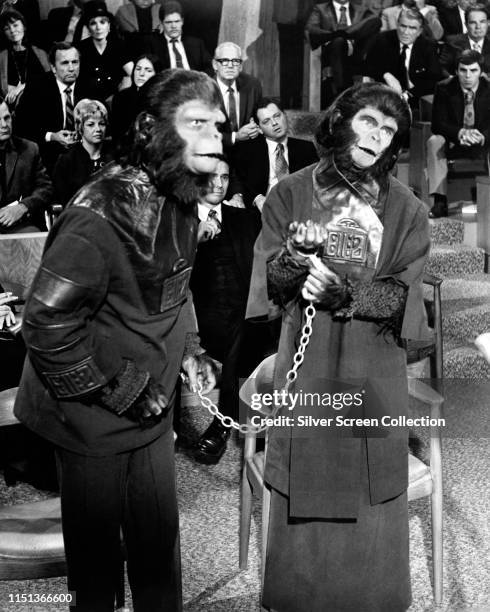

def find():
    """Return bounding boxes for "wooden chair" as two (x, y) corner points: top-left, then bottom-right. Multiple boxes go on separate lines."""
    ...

(239, 278), (444, 605)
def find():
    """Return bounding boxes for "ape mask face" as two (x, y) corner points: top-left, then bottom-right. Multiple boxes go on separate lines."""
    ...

(120, 69), (224, 206)
(349, 106), (398, 169)
(316, 83), (411, 182)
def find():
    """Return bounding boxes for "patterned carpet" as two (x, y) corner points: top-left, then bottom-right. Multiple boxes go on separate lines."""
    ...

(0, 392), (489, 612)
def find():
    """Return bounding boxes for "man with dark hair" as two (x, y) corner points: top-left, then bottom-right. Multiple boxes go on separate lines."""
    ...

(15, 42), (87, 174)
(427, 49), (490, 217)
(441, 4), (490, 76)
(191, 158), (261, 463)
(137, 0), (212, 74)
(230, 97), (318, 210)
(14, 69), (223, 611)
(0, 98), (52, 232)
(247, 82), (430, 611)
(305, 0), (381, 104)
(363, 7), (443, 109)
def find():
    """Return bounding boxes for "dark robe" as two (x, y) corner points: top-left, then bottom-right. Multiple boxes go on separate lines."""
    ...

(246, 161), (431, 611)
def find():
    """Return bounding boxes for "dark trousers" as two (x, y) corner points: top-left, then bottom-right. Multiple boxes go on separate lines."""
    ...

(277, 23), (305, 109)
(56, 428), (182, 612)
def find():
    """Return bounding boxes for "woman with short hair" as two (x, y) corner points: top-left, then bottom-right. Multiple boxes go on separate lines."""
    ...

(52, 98), (113, 206)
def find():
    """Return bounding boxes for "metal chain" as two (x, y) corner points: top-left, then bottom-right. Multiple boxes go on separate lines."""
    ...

(183, 302), (316, 435)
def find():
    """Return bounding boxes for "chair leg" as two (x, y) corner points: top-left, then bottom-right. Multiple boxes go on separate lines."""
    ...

(431, 488), (443, 605)
(261, 483), (271, 589)
(239, 468), (253, 570)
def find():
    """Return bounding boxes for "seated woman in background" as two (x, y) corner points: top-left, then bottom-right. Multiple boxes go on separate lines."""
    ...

(77, 1), (133, 103)
(53, 98), (113, 207)
(0, 8), (49, 107)
(111, 52), (162, 145)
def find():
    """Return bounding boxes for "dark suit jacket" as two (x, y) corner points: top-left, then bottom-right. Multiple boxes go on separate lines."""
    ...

(440, 34), (490, 76)
(15, 73), (87, 172)
(431, 75), (490, 145)
(0, 137), (53, 231)
(305, 0), (377, 49)
(217, 72), (263, 149)
(230, 135), (319, 207)
(47, 7), (84, 47)
(191, 205), (261, 304)
(438, 4), (464, 38)
(364, 30), (443, 100)
(138, 34), (212, 74)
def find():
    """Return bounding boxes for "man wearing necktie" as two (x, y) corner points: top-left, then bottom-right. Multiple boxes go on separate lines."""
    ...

(305, 0), (381, 105)
(191, 159), (261, 464)
(15, 42), (85, 174)
(441, 5), (490, 78)
(363, 8), (442, 111)
(229, 98), (318, 210)
(212, 42), (263, 149)
(427, 49), (490, 217)
(139, 1), (212, 74)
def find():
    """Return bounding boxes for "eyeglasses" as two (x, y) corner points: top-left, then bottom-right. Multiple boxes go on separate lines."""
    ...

(214, 58), (242, 66)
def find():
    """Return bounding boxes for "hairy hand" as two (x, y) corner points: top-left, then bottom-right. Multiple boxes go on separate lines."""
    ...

(181, 353), (219, 394)
(301, 255), (340, 302)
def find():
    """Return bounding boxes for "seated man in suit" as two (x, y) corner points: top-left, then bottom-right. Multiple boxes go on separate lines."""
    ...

(137, 1), (212, 74)
(15, 42), (87, 174)
(191, 159), (261, 464)
(0, 98), (52, 233)
(381, 0), (444, 40)
(230, 97), (319, 211)
(305, 0), (381, 103)
(363, 7), (443, 111)
(46, 0), (92, 46)
(441, 5), (490, 76)
(438, 0), (472, 38)
(427, 49), (490, 217)
(212, 41), (262, 149)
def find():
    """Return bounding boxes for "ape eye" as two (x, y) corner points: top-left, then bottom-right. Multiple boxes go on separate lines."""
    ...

(190, 119), (206, 127)
(380, 127), (395, 137)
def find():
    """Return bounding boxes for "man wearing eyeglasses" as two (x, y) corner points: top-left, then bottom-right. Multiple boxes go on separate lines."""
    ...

(212, 41), (263, 149)
(139, 1), (212, 74)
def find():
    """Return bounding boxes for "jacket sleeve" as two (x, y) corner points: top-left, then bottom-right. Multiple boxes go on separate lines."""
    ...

(431, 83), (461, 143)
(21, 144), (54, 217)
(22, 208), (148, 407)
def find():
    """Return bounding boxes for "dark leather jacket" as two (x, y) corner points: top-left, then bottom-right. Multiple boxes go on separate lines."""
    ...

(15, 162), (198, 456)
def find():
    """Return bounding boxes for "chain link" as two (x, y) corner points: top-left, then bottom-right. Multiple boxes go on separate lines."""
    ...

(183, 302), (316, 435)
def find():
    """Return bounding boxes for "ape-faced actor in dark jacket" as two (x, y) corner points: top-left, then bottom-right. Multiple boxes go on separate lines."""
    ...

(14, 69), (223, 611)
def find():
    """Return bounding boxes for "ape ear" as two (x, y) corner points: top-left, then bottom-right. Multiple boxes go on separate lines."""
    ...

(134, 111), (156, 148)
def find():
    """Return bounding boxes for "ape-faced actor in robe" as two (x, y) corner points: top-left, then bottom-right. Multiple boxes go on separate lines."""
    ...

(14, 69), (225, 612)
(246, 82), (431, 612)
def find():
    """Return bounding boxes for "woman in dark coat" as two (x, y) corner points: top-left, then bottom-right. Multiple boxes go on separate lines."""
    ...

(110, 52), (162, 145)
(53, 98), (112, 207)
(77, 1), (133, 103)
(0, 8), (49, 107)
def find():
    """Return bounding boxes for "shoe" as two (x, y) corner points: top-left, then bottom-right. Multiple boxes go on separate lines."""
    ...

(194, 418), (231, 465)
(428, 195), (448, 218)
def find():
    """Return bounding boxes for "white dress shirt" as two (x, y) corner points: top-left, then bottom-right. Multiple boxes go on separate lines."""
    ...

(333, 1), (352, 27)
(165, 35), (190, 70)
(399, 42), (414, 90)
(197, 202), (222, 223)
(266, 137), (289, 194)
(458, 6), (468, 34)
(45, 79), (76, 142)
(216, 78), (240, 141)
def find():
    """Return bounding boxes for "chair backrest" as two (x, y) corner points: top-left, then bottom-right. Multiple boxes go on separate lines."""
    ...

(0, 233), (47, 298)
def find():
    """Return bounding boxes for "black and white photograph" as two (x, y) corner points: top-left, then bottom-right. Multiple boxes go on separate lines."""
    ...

(0, 0), (489, 611)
